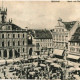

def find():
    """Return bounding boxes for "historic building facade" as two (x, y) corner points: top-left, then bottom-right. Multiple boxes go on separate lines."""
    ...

(66, 27), (80, 61)
(52, 18), (80, 50)
(69, 27), (80, 56)
(0, 7), (27, 59)
(27, 29), (53, 56)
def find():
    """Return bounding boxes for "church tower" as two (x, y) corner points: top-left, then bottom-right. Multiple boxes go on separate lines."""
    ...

(0, 7), (7, 23)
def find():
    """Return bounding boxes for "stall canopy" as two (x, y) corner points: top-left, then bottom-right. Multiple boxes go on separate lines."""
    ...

(50, 63), (60, 68)
(67, 54), (80, 60)
(53, 49), (64, 56)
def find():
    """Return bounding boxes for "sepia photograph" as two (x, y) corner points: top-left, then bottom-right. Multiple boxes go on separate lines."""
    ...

(0, 1), (80, 80)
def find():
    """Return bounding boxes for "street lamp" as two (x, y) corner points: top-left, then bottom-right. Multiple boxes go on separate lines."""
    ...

(25, 27), (28, 59)
(63, 44), (68, 80)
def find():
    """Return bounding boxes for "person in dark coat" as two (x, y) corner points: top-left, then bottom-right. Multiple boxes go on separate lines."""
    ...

(4, 71), (5, 77)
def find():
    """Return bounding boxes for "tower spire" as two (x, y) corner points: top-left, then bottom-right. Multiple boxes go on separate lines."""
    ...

(2, 0), (3, 9)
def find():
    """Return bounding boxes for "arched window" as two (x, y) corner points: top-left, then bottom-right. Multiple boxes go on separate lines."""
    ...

(0, 51), (1, 57)
(2, 15), (4, 23)
(2, 34), (4, 38)
(9, 50), (13, 58)
(23, 41), (24, 45)
(23, 34), (24, 38)
(18, 41), (20, 46)
(13, 34), (15, 38)
(18, 49), (20, 52)
(4, 50), (7, 58)
(2, 41), (4, 47)
(8, 34), (10, 38)
(29, 48), (32, 56)
(13, 41), (15, 46)
(18, 34), (20, 38)
(23, 48), (24, 52)
(8, 41), (10, 46)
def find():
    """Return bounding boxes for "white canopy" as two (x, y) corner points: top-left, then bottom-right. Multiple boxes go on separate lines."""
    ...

(31, 56), (38, 59)
(29, 72), (35, 75)
(46, 60), (53, 63)
(50, 63), (60, 67)
(67, 54), (80, 60)
(74, 75), (80, 80)
(53, 49), (64, 56)
(40, 64), (46, 67)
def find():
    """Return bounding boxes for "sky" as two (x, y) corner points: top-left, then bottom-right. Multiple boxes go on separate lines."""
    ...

(0, 1), (80, 29)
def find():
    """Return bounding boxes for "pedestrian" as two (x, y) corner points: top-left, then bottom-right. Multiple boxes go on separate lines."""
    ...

(5, 61), (7, 66)
(4, 71), (5, 77)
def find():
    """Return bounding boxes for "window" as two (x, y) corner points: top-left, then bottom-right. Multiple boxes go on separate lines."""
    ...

(18, 34), (20, 38)
(8, 34), (10, 38)
(56, 29), (58, 32)
(23, 41), (24, 45)
(79, 43), (80, 46)
(13, 34), (15, 38)
(76, 48), (80, 53)
(18, 41), (20, 46)
(41, 39), (42, 42)
(2, 41), (4, 47)
(0, 51), (1, 57)
(50, 43), (52, 46)
(2, 34), (4, 38)
(18, 49), (20, 52)
(23, 48), (24, 52)
(70, 47), (75, 52)
(8, 41), (10, 46)
(36, 43), (39, 47)
(71, 42), (75, 46)
(13, 41), (15, 46)
(62, 29), (64, 32)
(23, 34), (24, 38)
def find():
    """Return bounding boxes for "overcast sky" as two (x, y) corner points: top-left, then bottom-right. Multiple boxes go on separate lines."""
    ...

(0, 1), (80, 29)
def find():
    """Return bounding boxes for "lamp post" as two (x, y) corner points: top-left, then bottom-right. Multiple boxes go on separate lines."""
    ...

(63, 41), (68, 80)
(63, 49), (67, 80)
(25, 27), (28, 59)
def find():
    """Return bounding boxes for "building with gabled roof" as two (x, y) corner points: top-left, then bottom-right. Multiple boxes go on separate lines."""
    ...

(52, 18), (80, 58)
(69, 27), (80, 55)
(27, 29), (53, 56)
(62, 21), (77, 31)
(0, 7), (28, 59)
(68, 27), (80, 62)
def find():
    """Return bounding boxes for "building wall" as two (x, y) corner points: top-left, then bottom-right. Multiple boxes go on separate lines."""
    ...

(69, 21), (80, 41)
(52, 27), (68, 50)
(69, 42), (80, 56)
(0, 31), (28, 59)
(33, 38), (53, 55)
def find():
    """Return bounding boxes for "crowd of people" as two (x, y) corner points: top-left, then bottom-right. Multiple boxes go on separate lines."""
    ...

(0, 53), (80, 80)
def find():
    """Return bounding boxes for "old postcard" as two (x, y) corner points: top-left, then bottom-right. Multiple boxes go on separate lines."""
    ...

(0, 1), (80, 80)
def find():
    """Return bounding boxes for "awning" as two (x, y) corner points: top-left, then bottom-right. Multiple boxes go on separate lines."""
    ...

(40, 64), (46, 67)
(53, 49), (64, 56)
(50, 63), (61, 68)
(67, 54), (80, 60)
(46, 60), (53, 63)
(29, 72), (35, 75)
(31, 56), (38, 59)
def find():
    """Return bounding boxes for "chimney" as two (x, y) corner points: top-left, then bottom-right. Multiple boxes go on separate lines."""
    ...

(58, 17), (62, 22)
(25, 27), (28, 31)
(6, 8), (7, 12)
(11, 18), (12, 23)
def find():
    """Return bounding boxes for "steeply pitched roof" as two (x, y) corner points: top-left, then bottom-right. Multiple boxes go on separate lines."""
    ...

(11, 23), (22, 30)
(62, 21), (77, 31)
(69, 27), (80, 42)
(0, 22), (23, 30)
(50, 29), (54, 32)
(28, 29), (52, 39)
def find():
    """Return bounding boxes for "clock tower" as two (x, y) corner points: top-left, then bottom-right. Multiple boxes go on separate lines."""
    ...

(0, 7), (7, 23)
